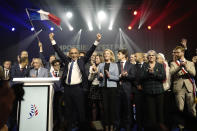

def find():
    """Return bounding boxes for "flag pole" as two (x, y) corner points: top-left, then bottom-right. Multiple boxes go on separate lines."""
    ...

(25, 8), (41, 42)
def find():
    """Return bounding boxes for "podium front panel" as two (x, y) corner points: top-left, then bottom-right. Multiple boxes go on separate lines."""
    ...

(19, 85), (49, 131)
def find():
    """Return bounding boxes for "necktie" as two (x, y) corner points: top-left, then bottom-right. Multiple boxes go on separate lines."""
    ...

(5, 70), (8, 79)
(68, 60), (74, 84)
(55, 71), (58, 77)
(35, 69), (38, 77)
(120, 62), (124, 74)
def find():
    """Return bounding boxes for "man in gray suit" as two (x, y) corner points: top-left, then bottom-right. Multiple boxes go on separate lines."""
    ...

(170, 46), (196, 131)
(29, 58), (49, 77)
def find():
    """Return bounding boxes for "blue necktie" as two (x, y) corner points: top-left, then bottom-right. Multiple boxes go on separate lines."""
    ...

(68, 60), (74, 84)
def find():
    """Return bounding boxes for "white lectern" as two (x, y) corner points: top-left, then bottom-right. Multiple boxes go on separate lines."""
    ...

(13, 78), (59, 131)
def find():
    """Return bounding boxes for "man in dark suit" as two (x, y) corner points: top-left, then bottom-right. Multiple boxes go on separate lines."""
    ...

(2, 60), (11, 81)
(11, 57), (30, 79)
(49, 33), (101, 131)
(117, 49), (136, 131)
(134, 52), (145, 131)
(50, 59), (65, 131)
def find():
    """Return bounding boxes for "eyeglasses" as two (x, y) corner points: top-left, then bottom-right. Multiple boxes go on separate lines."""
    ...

(70, 52), (78, 54)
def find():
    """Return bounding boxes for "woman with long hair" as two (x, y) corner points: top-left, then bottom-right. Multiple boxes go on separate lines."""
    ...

(98, 49), (119, 131)
(88, 54), (104, 121)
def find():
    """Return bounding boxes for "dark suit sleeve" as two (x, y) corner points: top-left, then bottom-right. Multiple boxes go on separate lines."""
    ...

(184, 49), (190, 60)
(152, 64), (166, 81)
(124, 64), (135, 81)
(83, 44), (97, 64)
(53, 44), (69, 63)
(10, 65), (17, 79)
(140, 63), (149, 81)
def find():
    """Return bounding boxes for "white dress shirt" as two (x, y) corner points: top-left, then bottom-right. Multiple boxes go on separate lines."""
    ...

(120, 60), (127, 69)
(66, 60), (82, 85)
(51, 39), (100, 85)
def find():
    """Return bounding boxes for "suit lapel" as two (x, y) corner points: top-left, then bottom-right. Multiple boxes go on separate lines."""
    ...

(117, 62), (121, 75)
(124, 61), (129, 71)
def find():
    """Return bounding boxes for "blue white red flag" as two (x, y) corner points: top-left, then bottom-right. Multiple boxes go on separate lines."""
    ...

(26, 9), (61, 29)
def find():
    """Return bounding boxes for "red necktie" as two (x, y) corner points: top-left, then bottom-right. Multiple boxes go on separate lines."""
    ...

(121, 62), (124, 74)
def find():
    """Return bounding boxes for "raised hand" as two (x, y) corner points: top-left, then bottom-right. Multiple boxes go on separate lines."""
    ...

(38, 41), (42, 48)
(96, 33), (102, 41)
(99, 73), (104, 78)
(38, 41), (43, 52)
(181, 39), (187, 48)
(49, 33), (55, 41)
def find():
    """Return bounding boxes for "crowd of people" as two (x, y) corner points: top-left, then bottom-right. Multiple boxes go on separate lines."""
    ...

(0, 34), (197, 131)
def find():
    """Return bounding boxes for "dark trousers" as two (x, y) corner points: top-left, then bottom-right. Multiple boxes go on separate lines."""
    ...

(134, 93), (144, 130)
(64, 84), (86, 130)
(53, 91), (64, 130)
(102, 88), (119, 125)
(118, 87), (134, 129)
(144, 93), (164, 129)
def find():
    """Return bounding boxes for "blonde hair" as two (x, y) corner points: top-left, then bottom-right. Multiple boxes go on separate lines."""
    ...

(103, 49), (115, 62)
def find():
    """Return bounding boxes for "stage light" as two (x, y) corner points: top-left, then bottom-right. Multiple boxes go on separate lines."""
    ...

(31, 27), (35, 31)
(167, 25), (171, 29)
(89, 27), (93, 31)
(69, 27), (74, 31)
(108, 26), (112, 30)
(147, 26), (151, 30)
(133, 10), (138, 16)
(50, 27), (54, 31)
(108, 21), (113, 31)
(128, 26), (132, 30)
(88, 22), (93, 31)
(66, 12), (73, 19)
(97, 11), (107, 21)
(11, 27), (15, 31)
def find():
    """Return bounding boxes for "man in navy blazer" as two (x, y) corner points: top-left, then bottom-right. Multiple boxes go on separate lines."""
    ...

(117, 49), (136, 131)
(49, 33), (101, 131)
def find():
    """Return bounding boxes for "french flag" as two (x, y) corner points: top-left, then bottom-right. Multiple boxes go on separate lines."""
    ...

(26, 9), (61, 28)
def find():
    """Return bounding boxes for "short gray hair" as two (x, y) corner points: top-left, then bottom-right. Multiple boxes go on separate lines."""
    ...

(147, 50), (157, 56)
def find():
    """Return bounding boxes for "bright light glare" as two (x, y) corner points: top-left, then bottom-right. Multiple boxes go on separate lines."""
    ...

(97, 11), (107, 21)
(31, 27), (35, 31)
(69, 27), (74, 31)
(11, 27), (15, 31)
(50, 27), (54, 31)
(66, 12), (73, 19)
(88, 22), (93, 31)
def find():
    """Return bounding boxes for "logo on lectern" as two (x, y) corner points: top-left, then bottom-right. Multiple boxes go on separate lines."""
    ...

(28, 104), (39, 119)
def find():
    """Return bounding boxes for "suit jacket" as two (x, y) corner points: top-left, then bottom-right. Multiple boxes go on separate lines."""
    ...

(29, 67), (49, 77)
(98, 62), (119, 87)
(170, 60), (196, 93)
(133, 63), (144, 94)
(53, 43), (97, 88)
(117, 61), (135, 92)
(10, 63), (30, 78)
(140, 62), (166, 94)
(2, 68), (11, 81)
(0, 66), (4, 80)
